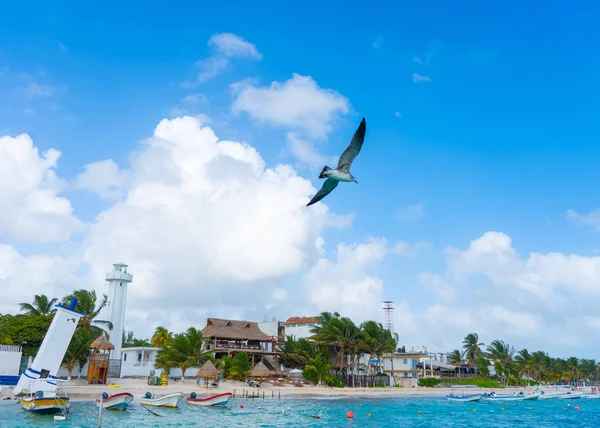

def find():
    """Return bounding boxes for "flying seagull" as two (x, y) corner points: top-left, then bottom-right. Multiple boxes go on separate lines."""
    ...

(306, 117), (366, 207)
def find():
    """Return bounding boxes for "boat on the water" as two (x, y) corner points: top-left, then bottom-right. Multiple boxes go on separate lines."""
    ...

(19, 379), (70, 415)
(186, 391), (232, 407)
(446, 393), (482, 402)
(96, 392), (134, 410)
(140, 392), (185, 408)
(556, 391), (583, 399)
(481, 391), (539, 402)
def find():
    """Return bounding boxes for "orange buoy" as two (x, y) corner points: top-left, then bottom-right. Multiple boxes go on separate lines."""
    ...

(240, 405), (244, 409)
(347, 411), (354, 419)
(574, 406), (581, 411)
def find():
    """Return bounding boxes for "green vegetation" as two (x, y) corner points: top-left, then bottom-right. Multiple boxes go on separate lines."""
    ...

(451, 332), (600, 385)
(123, 330), (151, 348)
(155, 327), (213, 379)
(419, 377), (502, 388)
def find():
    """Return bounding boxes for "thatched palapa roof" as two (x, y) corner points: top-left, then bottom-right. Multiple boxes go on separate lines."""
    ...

(250, 361), (271, 378)
(90, 334), (114, 351)
(196, 361), (219, 378)
(201, 318), (271, 341)
(284, 316), (320, 325)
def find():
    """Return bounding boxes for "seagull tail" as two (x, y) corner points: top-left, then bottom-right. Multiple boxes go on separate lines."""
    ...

(319, 165), (332, 179)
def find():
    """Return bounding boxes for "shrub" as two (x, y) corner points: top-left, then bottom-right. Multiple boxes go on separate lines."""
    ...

(419, 378), (441, 387)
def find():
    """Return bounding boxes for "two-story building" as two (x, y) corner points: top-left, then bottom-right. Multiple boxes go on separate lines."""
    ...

(201, 318), (277, 369)
(283, 316), (320, 340)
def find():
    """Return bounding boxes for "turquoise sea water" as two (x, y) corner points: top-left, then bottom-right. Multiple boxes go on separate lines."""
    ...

(2, 396), (600, 427)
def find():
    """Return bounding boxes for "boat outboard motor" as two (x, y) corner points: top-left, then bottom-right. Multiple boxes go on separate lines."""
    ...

(190, 392), (197, 398)
(145, 392), (152, 399)
(102, 392), (109, 400)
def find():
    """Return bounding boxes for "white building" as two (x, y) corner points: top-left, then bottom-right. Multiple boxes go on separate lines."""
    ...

(121, 347), (159, 377)
(0, 345), (22, 379)
(382, 352), (423, 387)
(283, 316), (320, 340)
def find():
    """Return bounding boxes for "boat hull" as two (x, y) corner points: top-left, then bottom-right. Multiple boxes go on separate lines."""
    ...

(96, 393), (134, 410)
(20, 396), (70, 414)
(140, 392), (185, 408)
(557, 392), (583, 399)
(447, 394), (482, 402)
(187, 392), (232, 407)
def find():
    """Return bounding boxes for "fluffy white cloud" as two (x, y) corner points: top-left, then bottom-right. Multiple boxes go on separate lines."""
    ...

(396, 203), (424, 221)
(77, 116), (342, 335)
(397, 231), (600, 356)
(74, 159), (127, 200)
(0, 134), (82, 242)
(302, 239), (387, 321)
(231, 73), (350, 139)
(393, 240), (430, 257)
(191, 33), (262, 84)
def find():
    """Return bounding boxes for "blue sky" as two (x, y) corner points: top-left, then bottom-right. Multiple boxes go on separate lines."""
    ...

(2, 1), (600, 357)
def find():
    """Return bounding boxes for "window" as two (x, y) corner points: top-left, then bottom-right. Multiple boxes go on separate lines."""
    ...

(403, 359), (407, 364)
(138, 353), (142, 362)
(123, 354), (127, 361)
(412, 359), (417, 369)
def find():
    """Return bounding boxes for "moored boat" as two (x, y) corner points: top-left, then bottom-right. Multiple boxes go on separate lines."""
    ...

(96, 392), (134, 410)
(481, 391), (539, 402)
(556, 391), (583, 399)
(140, 392), (185, 408)
(186, 391), (232, 407)
(446, 393), (482, 402)
(19, 378), (70, 415)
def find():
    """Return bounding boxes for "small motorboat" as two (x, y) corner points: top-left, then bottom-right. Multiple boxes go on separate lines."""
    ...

(446, 393), (482, 402)
(186, 391), (232, 407)
(96, 392), (134, 410)
(481, 391), (539, 402)
(556, 391), (583, 399)
(19, 379), (70, 415)
(140, 392), (185, 408)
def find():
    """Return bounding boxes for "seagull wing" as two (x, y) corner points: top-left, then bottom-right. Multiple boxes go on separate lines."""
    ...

(336, 118), (366, 172)
(306, 178), (339, 206)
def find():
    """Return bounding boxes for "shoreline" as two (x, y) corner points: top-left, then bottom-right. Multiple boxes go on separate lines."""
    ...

(1, 378), (542, 401)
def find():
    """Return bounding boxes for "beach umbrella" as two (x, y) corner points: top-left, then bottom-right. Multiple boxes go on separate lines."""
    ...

(250, 361), (271, 387)
(196, 361), (219, 388)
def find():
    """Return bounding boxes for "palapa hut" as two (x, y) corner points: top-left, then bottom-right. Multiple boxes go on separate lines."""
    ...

(250, 361), (271, 386)
(201, 318), (276, 367)
(196, 360), (219, 388)
(87, 334), (114, 384)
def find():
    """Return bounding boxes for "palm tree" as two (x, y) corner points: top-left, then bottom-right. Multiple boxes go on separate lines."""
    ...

(62, 330), (94, 380)
(230, 352), (250, 381)
(19, 294), (58, 316)
(151, 326), (173, 348)
(303, 354), (332, 385)
(486, 340), (515, 385)
(514, 349), (534, 385)
(360, 321), (396, 375)
(62, 290), (112, 331)
(462, 333), (484, 365)
(155, 327), (213, 380)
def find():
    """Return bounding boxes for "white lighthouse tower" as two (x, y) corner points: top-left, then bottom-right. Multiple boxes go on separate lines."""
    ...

(104, 262), (133, 365)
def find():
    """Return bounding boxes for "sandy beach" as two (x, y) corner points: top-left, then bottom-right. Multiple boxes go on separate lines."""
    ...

(0, 377), (524, 401)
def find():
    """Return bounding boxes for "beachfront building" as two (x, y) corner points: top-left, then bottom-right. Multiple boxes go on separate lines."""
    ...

(121, 347), (159, 377)
(0, 345), (24, 386)
(382, 350), (434, 387)
(283, 316), (320, 340)
(201, 318), (277, 369)
(87, 334), (114, 384)
(257, 318), (285, 347)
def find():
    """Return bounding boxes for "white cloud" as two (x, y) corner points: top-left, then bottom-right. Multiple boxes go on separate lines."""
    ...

(208, 33), (263, 60)
(417, 273), (456, 303)
(302, 239), (387, 321)
(396, 203), (424, 221)
(191, 33), (262, 84)
(231, 73), (350, 139)
(171, 93), (209, 117)
(74, 159), (127, 200)
(566, 209), (600, 231)
(0, 134), (82, 242)
(412, 73), (431, 84)
(286, 132), (326, 167)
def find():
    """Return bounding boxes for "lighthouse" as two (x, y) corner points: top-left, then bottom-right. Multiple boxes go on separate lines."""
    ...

(104, 263), (133, 369)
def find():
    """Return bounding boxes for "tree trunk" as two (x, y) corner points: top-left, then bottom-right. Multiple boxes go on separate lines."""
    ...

(181, 367), (186, 381)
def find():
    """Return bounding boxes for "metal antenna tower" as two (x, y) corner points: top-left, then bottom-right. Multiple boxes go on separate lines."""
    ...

(383, 301), (394, 333)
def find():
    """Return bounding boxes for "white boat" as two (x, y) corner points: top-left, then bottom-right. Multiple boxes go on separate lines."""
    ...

(96, 392), (134, 410)
(538, 391), (569, 400)
(186, 392), (232, 407)
(140, 392), (185, 408)
(556, 391), (583, 399)
(19, 378), (70, 415)
(581, 394), (600, 399)
(481, 391), (539, 402)
(446, 393), (482, 402)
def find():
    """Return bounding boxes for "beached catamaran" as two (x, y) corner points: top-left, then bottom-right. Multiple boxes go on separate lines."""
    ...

(13, 299), (83, 416)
